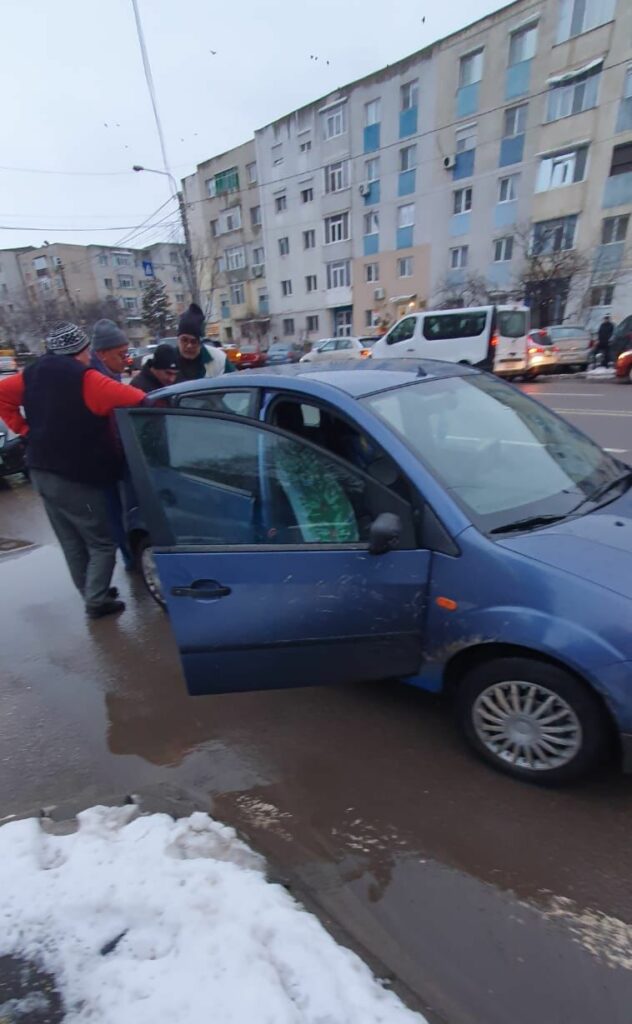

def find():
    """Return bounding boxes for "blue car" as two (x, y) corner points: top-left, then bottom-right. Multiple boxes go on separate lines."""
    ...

(117, 360), (632, 784)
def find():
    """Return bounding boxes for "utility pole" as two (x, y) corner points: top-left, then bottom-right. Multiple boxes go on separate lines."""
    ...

(177, 190), (200, 305)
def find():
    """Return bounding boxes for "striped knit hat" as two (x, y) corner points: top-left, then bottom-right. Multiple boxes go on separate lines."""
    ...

(46, 322), (90, 356)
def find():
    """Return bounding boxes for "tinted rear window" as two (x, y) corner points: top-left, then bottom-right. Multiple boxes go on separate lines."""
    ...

(549, 327), (589, 340)
(423, 312), (487, 341)
(497, 311), (526, 339)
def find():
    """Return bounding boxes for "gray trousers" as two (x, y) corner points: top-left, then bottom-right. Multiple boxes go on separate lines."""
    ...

(30, 469), (116, 611)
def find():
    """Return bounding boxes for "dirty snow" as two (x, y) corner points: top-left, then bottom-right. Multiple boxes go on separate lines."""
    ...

(0, 805), (426, 1024)
(585, 367), (616, 378)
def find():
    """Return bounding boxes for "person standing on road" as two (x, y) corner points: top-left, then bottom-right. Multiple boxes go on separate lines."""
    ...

(130, 343), (178, 393)
(174, 303), (233, 382)
(0, 323), (145, 619)
(596, 315), (614, 367)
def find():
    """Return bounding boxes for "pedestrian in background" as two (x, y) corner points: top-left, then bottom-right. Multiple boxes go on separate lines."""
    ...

(0, 323), (145, 619)
(130, 343), (178, 393)
(595, 314), (614, 368)
(175, 303), (233, 381)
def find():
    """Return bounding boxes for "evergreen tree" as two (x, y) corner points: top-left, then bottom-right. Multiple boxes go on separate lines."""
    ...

(141, 279), (173, 337)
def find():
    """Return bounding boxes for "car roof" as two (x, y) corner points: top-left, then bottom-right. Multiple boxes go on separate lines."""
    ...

(156, 358), (478, 401)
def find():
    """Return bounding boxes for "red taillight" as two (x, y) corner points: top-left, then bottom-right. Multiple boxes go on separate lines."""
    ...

(490, 334), (499, 348)
(528, 345), (544, 355)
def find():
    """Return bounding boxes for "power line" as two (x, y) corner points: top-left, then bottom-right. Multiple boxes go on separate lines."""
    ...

(0, 165), (136, 177)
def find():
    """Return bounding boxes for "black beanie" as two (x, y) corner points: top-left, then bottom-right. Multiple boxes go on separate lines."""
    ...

(148, 343), (178, 371)
(178, 303), (205, 340)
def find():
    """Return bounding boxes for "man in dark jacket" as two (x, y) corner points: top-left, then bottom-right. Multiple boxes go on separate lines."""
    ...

(131, 343), (178, 393)
(175, 303), (233, 381)
(0, 323), (145, 618)
(596, 315), (614, 367)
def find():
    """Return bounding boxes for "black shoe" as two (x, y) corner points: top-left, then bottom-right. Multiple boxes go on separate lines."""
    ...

(87, 599), (126, 620)
(108, 586), (119, 599)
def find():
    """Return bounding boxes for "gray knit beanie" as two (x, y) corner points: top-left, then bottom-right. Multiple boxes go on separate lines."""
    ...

(46, 322), (90, 356)
(92, 318), (127, 351)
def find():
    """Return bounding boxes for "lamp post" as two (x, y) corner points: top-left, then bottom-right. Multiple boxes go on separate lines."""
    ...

(132, 165), (199, 305)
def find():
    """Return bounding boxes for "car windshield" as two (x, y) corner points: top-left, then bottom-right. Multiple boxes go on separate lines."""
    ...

(364, 374), (625, 533)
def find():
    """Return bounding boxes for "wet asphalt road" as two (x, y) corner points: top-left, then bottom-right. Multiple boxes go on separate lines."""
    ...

(2, 375), (632, 1024)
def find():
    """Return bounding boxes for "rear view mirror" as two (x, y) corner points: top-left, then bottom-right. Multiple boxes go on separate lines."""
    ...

(368, 512), (402, 555)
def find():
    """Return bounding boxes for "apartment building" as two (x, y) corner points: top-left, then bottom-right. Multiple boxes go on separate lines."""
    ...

(0, 247), (32, 342)
(185, 0), (632, 339)
(182, 140), (268, 343)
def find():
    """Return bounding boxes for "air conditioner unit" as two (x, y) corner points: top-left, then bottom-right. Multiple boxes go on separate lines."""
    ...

(253, 265), (264, 277)
(359, 183), (371, 196)
(374, 287), (385, 301)
(443, 154), (457, 170)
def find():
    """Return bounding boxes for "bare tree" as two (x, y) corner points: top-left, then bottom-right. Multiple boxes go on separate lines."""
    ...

(432, 271), (493, 309)
(512, 221), (589, 328)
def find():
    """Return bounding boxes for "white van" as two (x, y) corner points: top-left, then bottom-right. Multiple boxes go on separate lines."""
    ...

(371, 304), (530, 376)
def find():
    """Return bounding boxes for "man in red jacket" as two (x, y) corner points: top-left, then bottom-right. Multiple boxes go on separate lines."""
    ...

(0, 322), (145, 619)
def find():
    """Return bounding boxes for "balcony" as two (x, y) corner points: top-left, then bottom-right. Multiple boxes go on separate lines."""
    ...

(453, 148), (475, 180)
(616, 98), (632, 134)
(603, 172), (632, 208)
(593, 242), (624, 272)
(499, 134), (525, 167)
(399, 107), (417, 139)
(494, 201), (518, 228)
(456, 82), (480, 118)
(398, 169), (416, 196)
(396, 226), (413, 249)
(363, 233), (379, 256)
(258, 298), (269, 316)
(363, 123), (380, 153)
(487, 262), (513, 287)
(449, 212), (471, 236)
(363, 180), (380, 205)
(505, 60), (531, 100)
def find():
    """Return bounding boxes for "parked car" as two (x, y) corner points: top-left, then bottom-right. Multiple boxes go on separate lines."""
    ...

(526, 325), (593, 378)
(0, 355), (18, 375)
(612, 315), (632, 362)
(127, 344), (159, 372)
(615, 347), (632, 382)
(234, 343), (267, 370)
(265, 342), (303, 365)
(300, 337), (373, 363)
(0, 417), (27, 478)
(119, 359), (632, 785)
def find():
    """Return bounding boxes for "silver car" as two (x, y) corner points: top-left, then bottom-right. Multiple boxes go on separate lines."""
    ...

(527, 325), (593, 377)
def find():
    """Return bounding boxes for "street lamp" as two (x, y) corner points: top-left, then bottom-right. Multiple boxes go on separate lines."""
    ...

(132, 165), (199, 304)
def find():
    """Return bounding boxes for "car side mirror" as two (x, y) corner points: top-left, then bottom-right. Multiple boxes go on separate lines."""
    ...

(368, 512), (402, 555)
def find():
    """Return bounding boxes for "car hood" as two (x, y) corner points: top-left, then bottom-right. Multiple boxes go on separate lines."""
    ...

(498, 493), (632, 601)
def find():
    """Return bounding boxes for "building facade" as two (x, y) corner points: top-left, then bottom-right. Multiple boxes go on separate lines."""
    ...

(183, 140), (268, 344)
(184, 0), (632, 340)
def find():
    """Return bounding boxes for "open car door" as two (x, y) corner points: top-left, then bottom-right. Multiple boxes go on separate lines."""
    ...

(117, 407), (432, 695)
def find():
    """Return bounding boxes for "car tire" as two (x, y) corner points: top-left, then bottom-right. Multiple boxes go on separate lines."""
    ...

(135, 535), (166, 609)
(456, 657), (609, 785)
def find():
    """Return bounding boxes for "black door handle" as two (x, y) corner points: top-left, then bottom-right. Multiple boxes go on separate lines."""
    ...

(171, 580), (232, 599)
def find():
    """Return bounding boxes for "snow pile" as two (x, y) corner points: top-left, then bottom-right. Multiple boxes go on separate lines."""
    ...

(585, 367), (616, 378)
(0, 806), (425, 1024)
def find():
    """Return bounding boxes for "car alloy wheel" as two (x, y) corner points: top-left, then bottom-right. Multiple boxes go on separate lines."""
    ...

(473, 680), (581, 772)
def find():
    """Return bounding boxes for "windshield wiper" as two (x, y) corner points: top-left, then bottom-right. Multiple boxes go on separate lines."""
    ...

(491, 514), (570, 535)
(583, 470), (632, 508)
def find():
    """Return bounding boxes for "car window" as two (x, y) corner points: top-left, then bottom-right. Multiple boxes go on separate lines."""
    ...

(422, 312), (487, 341)
(319, 340), (336, 352)
(336, 339), (353, 350)
(386, 317), (417, 345)
(129, 412), (415, 548)
(176, 390), (257, 417)
(550, 327), (589, 340)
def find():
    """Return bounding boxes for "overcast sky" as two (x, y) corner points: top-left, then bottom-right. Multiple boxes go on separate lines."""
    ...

(0, 0), (505, 251)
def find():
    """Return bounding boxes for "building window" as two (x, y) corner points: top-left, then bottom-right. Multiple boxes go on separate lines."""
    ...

(556, 0), (616, 43)
(398, 256), (413, 277)
(114, 253), (132, 266)
(278, 236), (290, 256)
(175, 293), (185, 303)
(300, 140), (312, 153)
(363, 210), (379, 235)
(252, 246), (265, 266)
(98, 253), (108, 266)
(230, 283), (245, 305)
(173, 274), (183, 283)
(610, 142), (632, 176)
(602, 214), (629, 244)
(210, 219), (219, 237)
(250, 206), (261, 228)
(499, 173), (519, 202)
(509, 23), (537, 65)
(205, 178), (216, 198)
(306, 315), (319, 332)
(365, 263), (379, 282)
(271, 145), (283, 166)
(283, 318), (295, 336)
(303, 229), (316, 249)
(222, 207), (241, 232)
(400, 145), (417, 171)
(453, 187), (472, 213)
(532, 215), (578, 254)
(225, 245), (246, 270)
(281, 279), (293, 296)
(275, 194), (287, 213)
(324, 160), (350, 193)
(546, 65), (601, 122)
(117, 275), (134, 288)
(220, 294), (230, 318)
(365, 99), (381, 125)
(397, 203), (415, 228)
(169, 250), (179, 265)
(456, 123), (477, 152)
(123, 297), (137, 310)
(401, 80), (419, 110)
(305, 274), (318, 292)
(493, 236), (514, 262)
(214, 167), (239, 194)
(326, 259), (351, 289)
(504, 104), (527, 137)
(324, 212), (350, 244)
(104, 278), (113, 289)
(246, 162), (257, 184)
(301, 187), (314, 203)
(297, 108), (312, 132)
(591, 285), (614, 307)
(450, 246), (469, 269)
(322, 103), (346, 139)
(365, 157), (380, 183)
(536, 146), (588, 191)
(459, 49), (484, 87)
